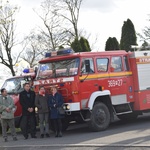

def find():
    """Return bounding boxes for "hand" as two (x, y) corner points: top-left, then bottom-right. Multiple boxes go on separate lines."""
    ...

(6, 107), (11, 112)
(27, 108), (33, 112)
(30, 108), (33, 112)
(27, 108), (31, 112)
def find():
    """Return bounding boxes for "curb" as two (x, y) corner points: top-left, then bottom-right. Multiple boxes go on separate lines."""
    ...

(1, 143), (150, 148)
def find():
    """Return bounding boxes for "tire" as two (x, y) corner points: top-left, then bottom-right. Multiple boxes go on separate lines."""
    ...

(117, 113), (138, 121)
(88, 102), (110, 132)
(50, 118), (69, 132)
(14, 116), (22, 128)
(61, 118), (70, 131)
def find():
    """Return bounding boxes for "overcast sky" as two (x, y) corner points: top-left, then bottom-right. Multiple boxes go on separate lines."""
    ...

(0, 0), (150, 84)
(11, 0), (150, 51)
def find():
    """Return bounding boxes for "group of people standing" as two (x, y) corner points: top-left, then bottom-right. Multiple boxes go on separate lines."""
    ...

(35, 86), (64, 138)
(0, 82), (64, 142)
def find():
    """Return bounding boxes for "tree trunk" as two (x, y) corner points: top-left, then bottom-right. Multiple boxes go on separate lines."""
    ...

(10, 65), (15, 76)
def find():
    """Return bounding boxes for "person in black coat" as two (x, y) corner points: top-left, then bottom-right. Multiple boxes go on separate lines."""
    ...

(48, 87), (64, 137)
(19, 83), (36, 139)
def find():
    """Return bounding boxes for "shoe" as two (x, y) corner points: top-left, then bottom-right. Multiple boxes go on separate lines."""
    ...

(31, 135), (37, 138)
(45, 133), (50, 137)
(4, 138), (7, 142)
(13, 137), (18, 141)
(55, 132), (58, 137)
(40, 134), (44, 138)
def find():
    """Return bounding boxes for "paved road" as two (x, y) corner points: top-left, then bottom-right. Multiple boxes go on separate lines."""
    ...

(1, 114), (150, 150)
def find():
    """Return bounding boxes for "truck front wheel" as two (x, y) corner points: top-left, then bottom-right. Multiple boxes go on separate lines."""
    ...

(88, 102), (110, 132)
(50, 118), (69, 132)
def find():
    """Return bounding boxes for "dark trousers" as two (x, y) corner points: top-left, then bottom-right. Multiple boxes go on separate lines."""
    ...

(52, 118), (62, 134)
(20, 115), (36, 137)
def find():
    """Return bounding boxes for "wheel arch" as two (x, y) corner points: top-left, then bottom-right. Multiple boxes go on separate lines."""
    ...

(88, 90), (111, 110)
(88, 90), (114, 122)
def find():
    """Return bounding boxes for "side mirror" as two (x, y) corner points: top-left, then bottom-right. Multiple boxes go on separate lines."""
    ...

(21, 80), (26, 88)
(85, 60), (90, 73)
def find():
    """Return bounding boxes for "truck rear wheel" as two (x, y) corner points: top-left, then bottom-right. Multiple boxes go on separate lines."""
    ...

(88, 102), (110, 132)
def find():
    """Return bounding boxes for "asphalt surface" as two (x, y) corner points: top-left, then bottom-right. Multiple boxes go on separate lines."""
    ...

(1, 114), (150, 150)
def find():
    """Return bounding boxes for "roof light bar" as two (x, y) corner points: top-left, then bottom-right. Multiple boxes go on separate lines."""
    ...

(23, 68), (34, 73)
(45, 48), (74, 58)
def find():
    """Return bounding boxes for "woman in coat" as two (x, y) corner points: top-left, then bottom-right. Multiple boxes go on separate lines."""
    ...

(48, 87), (64, 137)
(35, 86), (50, 138)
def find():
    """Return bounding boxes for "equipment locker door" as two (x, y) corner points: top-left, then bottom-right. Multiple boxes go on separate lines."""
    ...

(109, 55), (134, 106)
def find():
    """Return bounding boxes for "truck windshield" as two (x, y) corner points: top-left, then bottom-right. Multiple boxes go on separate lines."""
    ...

(1, 77), (31, 94)
(37, 58), (79, 79)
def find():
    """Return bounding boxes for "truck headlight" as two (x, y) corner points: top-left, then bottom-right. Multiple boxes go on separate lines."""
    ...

(66, 104), (70, 110)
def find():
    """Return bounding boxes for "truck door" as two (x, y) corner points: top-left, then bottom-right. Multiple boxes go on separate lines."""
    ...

(109, 55), (134, 108)
(79, 58), (97, 108)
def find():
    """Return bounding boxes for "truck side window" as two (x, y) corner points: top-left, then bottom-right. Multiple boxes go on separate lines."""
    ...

(96, 58), (108, 72)
(124, 56), (130, 71)
(81, 58), (94, 74)
(111, 56), (122, 72)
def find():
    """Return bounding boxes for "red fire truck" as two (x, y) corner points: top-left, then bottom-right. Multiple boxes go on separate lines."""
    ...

(33, 48), (150, 131)
(0, 69), (35, 131)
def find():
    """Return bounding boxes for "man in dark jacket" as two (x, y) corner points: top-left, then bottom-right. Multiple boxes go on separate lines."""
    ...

(19, 83), (36, 139)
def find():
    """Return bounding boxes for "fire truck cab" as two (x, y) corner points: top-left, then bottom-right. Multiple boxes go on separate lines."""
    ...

(34, 48), (150, 131)
(0, 69), (35, 131)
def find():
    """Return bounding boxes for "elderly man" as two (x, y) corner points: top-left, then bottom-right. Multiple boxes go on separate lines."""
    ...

(0, 88), (17, 142)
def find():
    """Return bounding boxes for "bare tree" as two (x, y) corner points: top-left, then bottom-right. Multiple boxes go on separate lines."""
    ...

(34, 0), (67, 51)
(21, 31), (45, 68)
(137, 15), (150, 46)
(34, 0), (83, 50)
(0, 1), (21, 76)
(56, 0), (83, 41)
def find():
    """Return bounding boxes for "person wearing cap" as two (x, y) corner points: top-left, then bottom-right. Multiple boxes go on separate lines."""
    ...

(0, 88), (17, 142)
